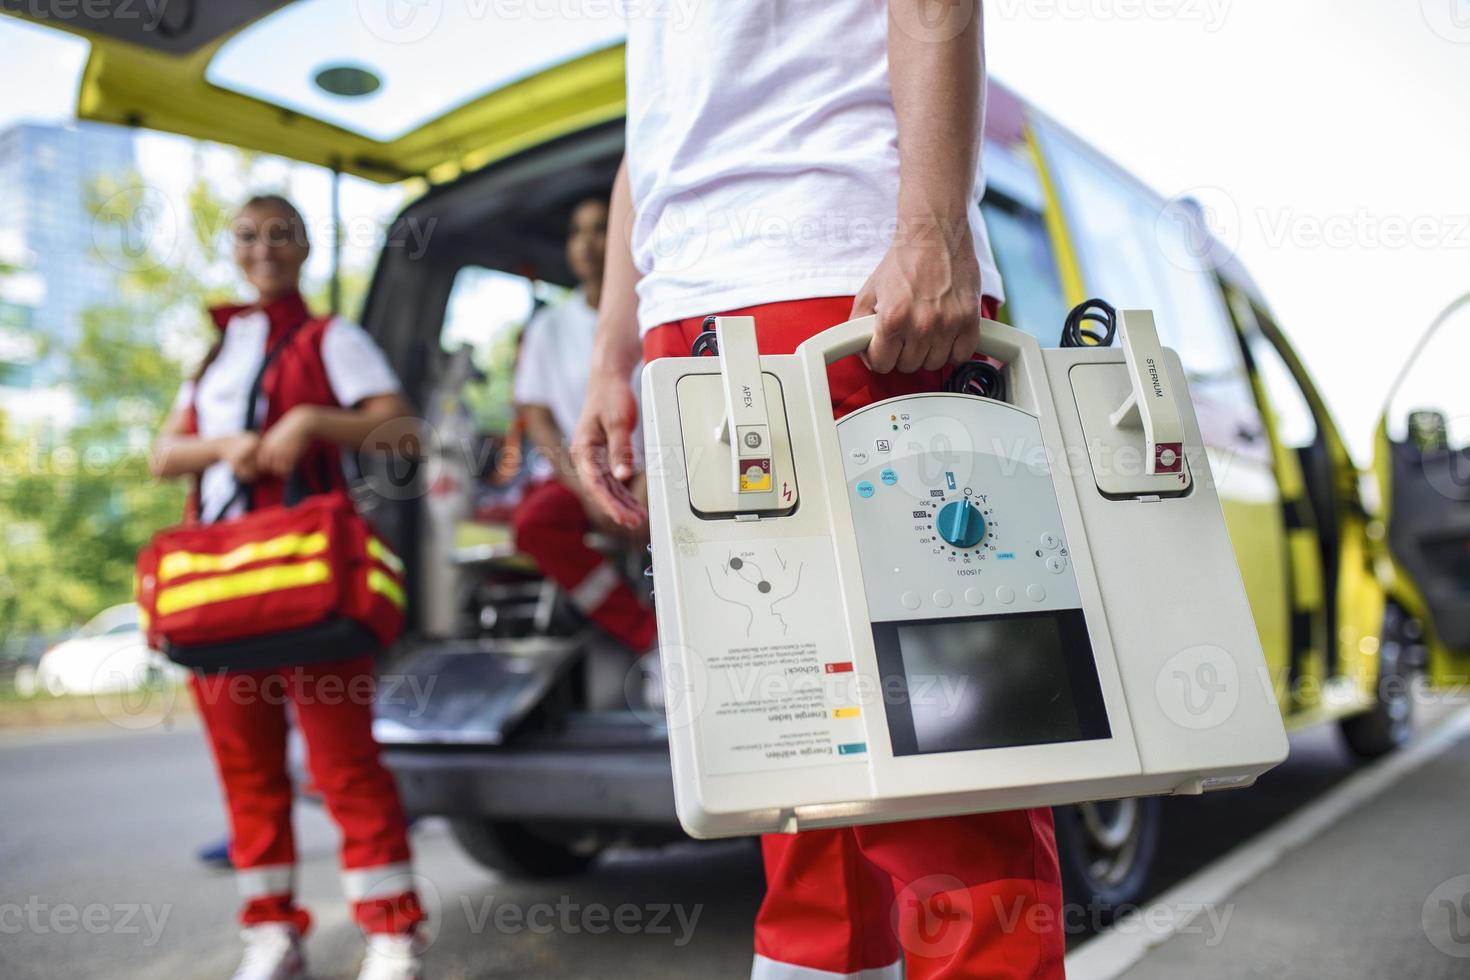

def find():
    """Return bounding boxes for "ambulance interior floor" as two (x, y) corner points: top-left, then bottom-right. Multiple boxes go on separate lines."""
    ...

(1070, 704), (1470, 980)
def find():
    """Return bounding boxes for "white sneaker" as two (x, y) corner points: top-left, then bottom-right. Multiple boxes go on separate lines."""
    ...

(231, 923), (306, 980)
(357, 933), (425, 980)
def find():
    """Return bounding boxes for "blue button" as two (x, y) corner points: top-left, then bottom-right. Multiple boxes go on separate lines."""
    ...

(880, 468), (898, 485)
(857, 481), (875, 498)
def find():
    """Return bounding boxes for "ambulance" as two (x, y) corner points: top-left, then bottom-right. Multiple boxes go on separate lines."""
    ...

(11, 1), (1466, 911)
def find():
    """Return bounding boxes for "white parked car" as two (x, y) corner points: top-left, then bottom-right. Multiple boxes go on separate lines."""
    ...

(25, 604), (184, 697)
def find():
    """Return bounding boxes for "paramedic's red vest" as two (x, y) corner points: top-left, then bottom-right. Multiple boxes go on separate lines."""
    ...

(182, 291), (350, 524)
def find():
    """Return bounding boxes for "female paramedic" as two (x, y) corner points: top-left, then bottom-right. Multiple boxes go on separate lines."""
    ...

(573, 3), (1064, 979)
(150, 195), (426, 980)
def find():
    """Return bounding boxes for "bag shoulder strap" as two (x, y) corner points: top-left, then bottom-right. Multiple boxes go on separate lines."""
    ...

(202, 314), (319, 525)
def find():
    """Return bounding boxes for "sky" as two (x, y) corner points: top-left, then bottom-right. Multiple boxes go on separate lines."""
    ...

(1, 3), (1466, 461)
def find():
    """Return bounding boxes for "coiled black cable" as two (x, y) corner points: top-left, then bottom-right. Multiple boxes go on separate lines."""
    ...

(1060, 298), (1117, 348)
(944, 359), (1006, 402)
(690, 315), (720, 357)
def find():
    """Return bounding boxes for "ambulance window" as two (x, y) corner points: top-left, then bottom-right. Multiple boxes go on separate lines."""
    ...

(1229, 294), (1319, 450)
(1040, 131), (1259, 422)
(981, 195), (1068, 345)
(439, 267), (544, 435)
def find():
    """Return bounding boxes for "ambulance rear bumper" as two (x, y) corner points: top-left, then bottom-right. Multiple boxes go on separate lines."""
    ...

(382, 742), (678, 825)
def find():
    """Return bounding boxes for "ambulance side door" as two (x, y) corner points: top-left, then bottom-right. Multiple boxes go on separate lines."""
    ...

(1376, 296), (1470, 678)
(1034, 124), (1294, 706)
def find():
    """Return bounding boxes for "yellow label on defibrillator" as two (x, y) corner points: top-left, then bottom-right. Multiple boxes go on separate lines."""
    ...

(738, 458), (772, 492)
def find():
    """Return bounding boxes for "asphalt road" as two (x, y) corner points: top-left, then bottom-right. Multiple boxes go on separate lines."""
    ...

(0, 703), (1459, 979)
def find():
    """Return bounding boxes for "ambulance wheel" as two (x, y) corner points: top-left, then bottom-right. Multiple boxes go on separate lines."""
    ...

(1339, 603), (1417, 760)
(448, 819), (599, 878)
(1054, 797), (1161, 919)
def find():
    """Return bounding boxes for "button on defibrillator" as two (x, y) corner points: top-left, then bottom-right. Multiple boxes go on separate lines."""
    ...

(857, 481), (875, 498)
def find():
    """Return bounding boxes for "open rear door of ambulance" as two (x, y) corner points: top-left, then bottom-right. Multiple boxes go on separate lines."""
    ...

(1, 0), (627, 184)
(1374, 292), (1470, 684)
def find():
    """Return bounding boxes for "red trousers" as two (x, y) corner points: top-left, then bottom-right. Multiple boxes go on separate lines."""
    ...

(513, 477), (658, 651)
(190, 655), (424, 936)
(645, 296), (1065, 980)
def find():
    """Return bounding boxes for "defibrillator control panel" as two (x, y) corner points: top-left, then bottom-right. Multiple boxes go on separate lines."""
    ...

(642, 313), (1287, 839)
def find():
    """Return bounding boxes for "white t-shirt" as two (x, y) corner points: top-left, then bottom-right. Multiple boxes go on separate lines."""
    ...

(512, 289), (601, 438)
(623, 0), (1005, 334)
(173, 309), (401, 522)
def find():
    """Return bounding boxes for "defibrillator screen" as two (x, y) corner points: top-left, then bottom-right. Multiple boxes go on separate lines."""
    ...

(873, 609), (1110, 756)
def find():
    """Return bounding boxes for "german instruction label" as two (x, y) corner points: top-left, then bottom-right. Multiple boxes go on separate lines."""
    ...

(690, 536), (869, 777)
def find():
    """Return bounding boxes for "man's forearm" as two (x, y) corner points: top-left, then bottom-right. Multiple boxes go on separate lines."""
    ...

(888, 0), (984, 240)
(590, 154), (644, 376)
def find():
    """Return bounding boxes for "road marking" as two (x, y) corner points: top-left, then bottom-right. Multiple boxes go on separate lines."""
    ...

(1065, 705), (1470, 980)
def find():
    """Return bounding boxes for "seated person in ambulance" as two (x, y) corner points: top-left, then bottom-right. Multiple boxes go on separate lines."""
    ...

(150, 194), (426, 980)
(511, 196), (656, 654)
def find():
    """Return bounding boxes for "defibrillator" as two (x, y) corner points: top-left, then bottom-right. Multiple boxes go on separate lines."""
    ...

(642, 311), (1288, 839)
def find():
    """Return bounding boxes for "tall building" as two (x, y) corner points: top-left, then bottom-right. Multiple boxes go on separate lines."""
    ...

(0, 121), (137, 427)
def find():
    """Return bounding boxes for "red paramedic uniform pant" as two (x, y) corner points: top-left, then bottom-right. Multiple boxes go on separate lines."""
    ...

(644, 296), (1065, 980)
(191, 655), (424, 936)
(514, 478), (658, 651)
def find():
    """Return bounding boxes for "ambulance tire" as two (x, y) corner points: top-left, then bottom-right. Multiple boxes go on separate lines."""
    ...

(1339, 603), (1417, 760)
(1054, 797), (1161, 921)
(448, 818), (598, 878)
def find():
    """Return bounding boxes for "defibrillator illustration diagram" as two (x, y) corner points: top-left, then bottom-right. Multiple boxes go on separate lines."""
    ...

(643, 312), (1288, 838)
(706, 549), (804, 637)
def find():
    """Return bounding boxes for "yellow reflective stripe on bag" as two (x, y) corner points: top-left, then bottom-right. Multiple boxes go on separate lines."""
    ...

(367, 536), (404, 576)
(367, 568), (406, 611)
(158, 531), (331, 582)
(155, 560), (333, 616)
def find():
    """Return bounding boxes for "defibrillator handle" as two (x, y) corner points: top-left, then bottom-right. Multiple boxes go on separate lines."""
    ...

(799, 314), (1030, 368)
